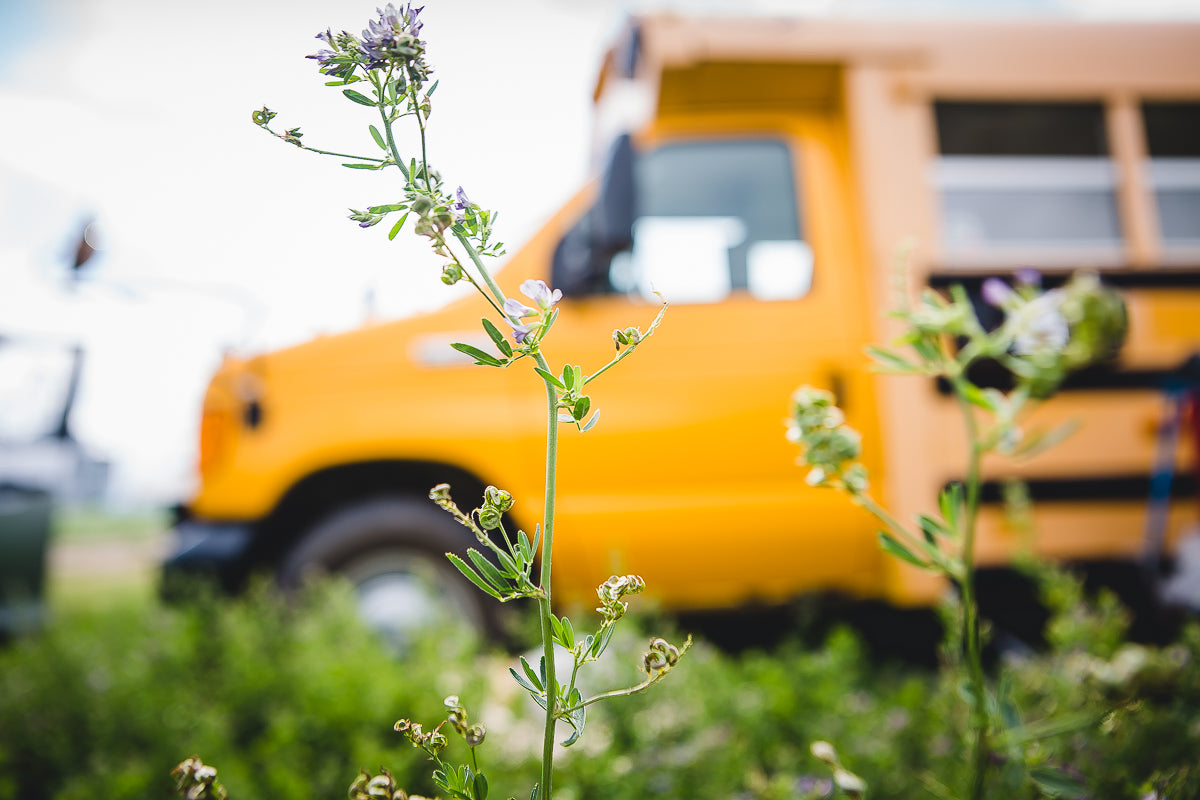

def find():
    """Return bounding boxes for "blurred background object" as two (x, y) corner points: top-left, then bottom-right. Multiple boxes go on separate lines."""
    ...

(2, 0), (1199, 640)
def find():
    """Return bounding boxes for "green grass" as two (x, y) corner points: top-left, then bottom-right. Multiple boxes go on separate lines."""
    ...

(45, 505), (168, 614)
(51, 505), (169, 544)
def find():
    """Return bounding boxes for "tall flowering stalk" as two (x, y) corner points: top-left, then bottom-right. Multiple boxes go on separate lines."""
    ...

(248, 6), (685, 800)
(789, 268), (1126, 800)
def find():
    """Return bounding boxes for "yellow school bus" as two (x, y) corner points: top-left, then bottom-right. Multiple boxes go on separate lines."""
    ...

(165, 15), (1200, 639)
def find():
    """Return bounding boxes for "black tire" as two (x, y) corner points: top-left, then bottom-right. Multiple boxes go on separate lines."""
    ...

(278, 496), (497, 648)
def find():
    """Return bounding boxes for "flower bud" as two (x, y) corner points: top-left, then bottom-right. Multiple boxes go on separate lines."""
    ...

(613, 326), (642, 350)
(834, 768), (867, 798)
(477, 507), (503, 530)
(251, 106), (277, 126)
(440, 264), (464, 285)
(367, 774), (396, 799)
(810, 740), (838, 764)
(484, 486), (514, 512)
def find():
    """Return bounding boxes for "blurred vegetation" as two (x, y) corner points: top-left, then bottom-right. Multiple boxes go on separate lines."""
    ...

(1, 570), (1197, 800)
(51, 505), (169, 543)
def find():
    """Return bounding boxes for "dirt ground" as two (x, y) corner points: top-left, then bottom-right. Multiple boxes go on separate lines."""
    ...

(48, 534), (170, 578)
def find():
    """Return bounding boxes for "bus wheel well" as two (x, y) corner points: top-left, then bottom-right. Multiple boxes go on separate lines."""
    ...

(249, 460), (491, 570)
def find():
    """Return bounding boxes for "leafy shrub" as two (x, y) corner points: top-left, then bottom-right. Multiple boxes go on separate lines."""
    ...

(0, 578), (1195, 800)
(0, 582), (480, 800)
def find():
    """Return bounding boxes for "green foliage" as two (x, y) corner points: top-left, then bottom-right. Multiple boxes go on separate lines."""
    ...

(0, 582), (479, 800)
(2, 579), (1195, 800)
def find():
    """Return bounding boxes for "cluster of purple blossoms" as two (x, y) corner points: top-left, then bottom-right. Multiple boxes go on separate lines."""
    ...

(360, 3), (426, 69)
(504, 279), (563, 344)
(307, 29), (360, 80)
(307, 5), (427, 79)
(981, 269), (1071, 357)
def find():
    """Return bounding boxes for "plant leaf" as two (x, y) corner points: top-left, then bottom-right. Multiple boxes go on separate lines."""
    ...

(521, 655), (544, 692)
(1012, 419), (1082, 459)
(387, 212), (410, 240)
(918, 513), (950, 542)
(866, 345), (924, 374)
(467, 548), (512, 592)
(534, 368), (565, 389)
(939, 483), (963, 536)
(1029, 766), (1087, 798)
(481, 318), (514, 357)
(342, 88), (377, 106)
(445, 552), (502, 600)
(960, 381), (998, 411)
(561, 616), (574, 650)
(878, 532), (933, 570)
(561, 699), (585, 746)
(494, 548), (524, 584)
(369, 124), (386, 149)
(450, 342), (504, 367)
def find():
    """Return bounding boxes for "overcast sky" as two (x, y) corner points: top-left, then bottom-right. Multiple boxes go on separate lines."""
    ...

(2, 0), (1198, 505)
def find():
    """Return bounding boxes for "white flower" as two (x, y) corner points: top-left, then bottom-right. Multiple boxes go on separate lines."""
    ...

(1008, 290), (1069, 356)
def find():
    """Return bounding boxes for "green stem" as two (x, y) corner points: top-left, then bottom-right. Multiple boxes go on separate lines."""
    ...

(584, 302), (668, 386)
(297, 143), (387, 161)
(258, 123), (386, 162)
(454, 232), (509, 311)
(951, 376), (989, 800)
(453, 258), (507, 320)
(857, 495), (919, 549)
(408, 79), (432, 192)
(532, 348), (560, 800)
(375, 70), (410, 180)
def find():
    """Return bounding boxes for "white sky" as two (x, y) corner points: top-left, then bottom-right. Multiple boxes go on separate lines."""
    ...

(2, 0), (1198, 505)
(0, 0), (622, 503)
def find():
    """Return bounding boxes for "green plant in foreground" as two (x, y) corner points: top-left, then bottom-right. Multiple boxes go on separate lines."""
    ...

(789, 267), (1128, 800)
(188, 5), (688, 800)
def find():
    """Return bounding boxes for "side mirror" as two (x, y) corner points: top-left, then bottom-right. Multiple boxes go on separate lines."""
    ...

(552, 135), (636, 296)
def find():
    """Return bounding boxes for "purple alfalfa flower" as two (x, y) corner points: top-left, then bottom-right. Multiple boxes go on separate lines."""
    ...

(1015, 267), (1042, 288)
(981, 277), (1014, 308)
(451, 186), (471, 223)
(307, 29), (359, 79)
(360, 3), (425, 67)
(402, 4), (425, 37)
(519, 279), (563, 313)
(510, 321), (537, 344)
(503, 297), (537, 319)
